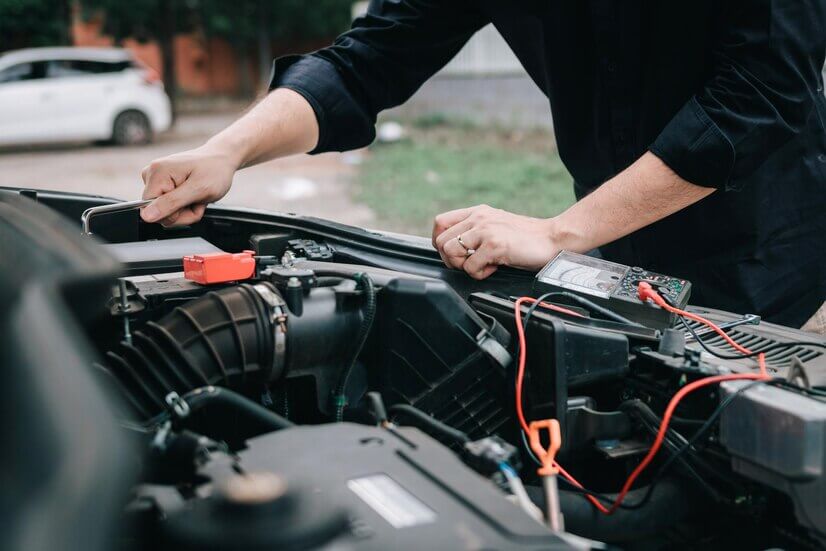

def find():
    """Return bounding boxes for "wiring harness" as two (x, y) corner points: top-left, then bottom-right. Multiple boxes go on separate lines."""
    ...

(512, 281), (771, 515)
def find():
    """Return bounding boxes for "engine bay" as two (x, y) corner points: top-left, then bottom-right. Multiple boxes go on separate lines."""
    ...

(3, 190), (826, 551)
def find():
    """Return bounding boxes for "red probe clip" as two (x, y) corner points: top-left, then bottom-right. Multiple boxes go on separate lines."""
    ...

(528, 419), (564, 531)
(637, 281), (660, 304)
(183, 250), (256, 285)
(528, 419), (562, 476)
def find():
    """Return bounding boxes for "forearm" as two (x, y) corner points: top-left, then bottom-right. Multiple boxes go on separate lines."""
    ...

(549, 152), (715, 253)
(203, 87), (319, 169)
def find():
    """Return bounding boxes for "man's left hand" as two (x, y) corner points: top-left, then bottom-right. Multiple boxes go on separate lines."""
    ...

(432, 204), (560, 280)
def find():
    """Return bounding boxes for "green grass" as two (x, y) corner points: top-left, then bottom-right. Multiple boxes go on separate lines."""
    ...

(355, 120), (575, 235)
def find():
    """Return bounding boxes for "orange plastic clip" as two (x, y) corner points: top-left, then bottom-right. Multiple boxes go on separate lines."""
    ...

(528, 419), (562, 476)
(183, 250), (256, 285)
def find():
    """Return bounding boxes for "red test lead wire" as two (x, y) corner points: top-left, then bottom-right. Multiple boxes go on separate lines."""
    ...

(513, 285), (770, 515)
(513, 296), (612, 513)
(636, 281), (768, 377)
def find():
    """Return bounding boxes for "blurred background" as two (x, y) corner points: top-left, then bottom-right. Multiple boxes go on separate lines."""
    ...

(2, 1), (570, 235)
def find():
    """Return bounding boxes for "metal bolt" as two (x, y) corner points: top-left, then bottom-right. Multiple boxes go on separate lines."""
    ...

(118, 279), (132, 344)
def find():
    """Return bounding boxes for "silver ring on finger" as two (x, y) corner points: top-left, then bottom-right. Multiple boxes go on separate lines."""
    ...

(457, 234), (475, 256)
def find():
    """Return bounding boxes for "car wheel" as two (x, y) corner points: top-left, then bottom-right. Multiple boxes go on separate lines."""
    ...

(112, 110), (152, 146)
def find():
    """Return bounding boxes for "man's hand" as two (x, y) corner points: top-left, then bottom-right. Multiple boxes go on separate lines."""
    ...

(431, 153), (715, 280)
(432, 204), (561, 280)
(140, 146), (238, 226)
(139, 88), (319, 227)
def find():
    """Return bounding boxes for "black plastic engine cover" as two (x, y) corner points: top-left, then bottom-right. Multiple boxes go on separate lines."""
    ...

(199, 423), (573, 550)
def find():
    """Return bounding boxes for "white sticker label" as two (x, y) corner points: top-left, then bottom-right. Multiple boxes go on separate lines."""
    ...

(347, 474), (436, 529)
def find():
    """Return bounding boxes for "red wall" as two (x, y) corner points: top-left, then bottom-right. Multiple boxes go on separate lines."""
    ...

(71, 12), (333, 96)
(71, 14), (247, 95)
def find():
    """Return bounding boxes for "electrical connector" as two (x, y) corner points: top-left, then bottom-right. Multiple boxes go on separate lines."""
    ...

(463, 436), (521, 476)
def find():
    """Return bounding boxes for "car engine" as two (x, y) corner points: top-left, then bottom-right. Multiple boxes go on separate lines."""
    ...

(3, 190), (826, 551)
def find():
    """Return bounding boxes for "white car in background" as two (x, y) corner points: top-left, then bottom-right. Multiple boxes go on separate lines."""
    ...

(0, 47), (172, 147)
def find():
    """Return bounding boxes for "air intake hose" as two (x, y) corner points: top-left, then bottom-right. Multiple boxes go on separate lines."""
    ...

(104, 283), (286, 419)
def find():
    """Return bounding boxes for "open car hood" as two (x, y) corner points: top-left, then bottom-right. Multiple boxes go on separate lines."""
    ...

(2, 186), (825, 551)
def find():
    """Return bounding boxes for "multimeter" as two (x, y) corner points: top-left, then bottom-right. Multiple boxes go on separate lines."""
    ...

(533, 251), (691, 329)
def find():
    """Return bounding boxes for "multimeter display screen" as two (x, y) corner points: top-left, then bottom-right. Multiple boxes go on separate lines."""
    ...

(537, 251), (628, 298)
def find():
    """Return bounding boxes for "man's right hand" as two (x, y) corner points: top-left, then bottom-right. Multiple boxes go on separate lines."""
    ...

(139, 88), (319, 226)
(140, 145), (239, 226)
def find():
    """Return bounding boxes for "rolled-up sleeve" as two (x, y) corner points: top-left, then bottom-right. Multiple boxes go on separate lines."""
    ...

(650, 0), (826, 190)
(270, 0), (487, 154)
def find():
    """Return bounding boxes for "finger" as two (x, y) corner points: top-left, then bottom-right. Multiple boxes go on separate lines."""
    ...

(434, 217), (474, 252)
(442, 230), (483, 269)
(471, 264), (499, 280)
(434, 215), (471, 266)
(159, 210), (181, 227)
(141, 183), (200, 223)
(432, 206), (475, 246)
(463, 245), (500, 280)
(161, 203), (206, 228)
(441, 236), (469, 269)
(141, 170), (176, 207)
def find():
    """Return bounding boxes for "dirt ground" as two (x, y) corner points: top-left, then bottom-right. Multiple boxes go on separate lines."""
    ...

(0, 111), (375, 227)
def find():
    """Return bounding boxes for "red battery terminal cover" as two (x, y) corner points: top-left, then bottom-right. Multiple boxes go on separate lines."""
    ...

(183, 250), (256, 284)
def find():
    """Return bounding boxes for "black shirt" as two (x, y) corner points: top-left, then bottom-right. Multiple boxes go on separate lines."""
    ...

(271, 0), (826, 327)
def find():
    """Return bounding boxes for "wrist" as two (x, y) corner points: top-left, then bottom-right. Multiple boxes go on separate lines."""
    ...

(545, 215), (588, 254)
(201, 136), (247, 170)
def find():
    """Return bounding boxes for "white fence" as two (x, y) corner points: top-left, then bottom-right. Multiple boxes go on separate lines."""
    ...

(351, 2), (524, 77)
(440, 24), (523, 76)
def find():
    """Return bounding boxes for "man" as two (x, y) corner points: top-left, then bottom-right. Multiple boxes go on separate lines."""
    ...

(141, 1), (826, 330)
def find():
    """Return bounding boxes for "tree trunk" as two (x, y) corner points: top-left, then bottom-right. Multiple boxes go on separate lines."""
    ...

(235, 40), (255, 99)
(59, 0), (72, 45)
(158, 1), (178, 120)
(257, 0), (272, 91)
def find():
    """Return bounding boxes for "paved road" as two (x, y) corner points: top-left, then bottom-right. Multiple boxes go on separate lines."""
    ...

(0, 112), (375, 227)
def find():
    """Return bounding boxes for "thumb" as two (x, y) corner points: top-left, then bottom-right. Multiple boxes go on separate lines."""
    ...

(141, 184), (200, 223)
